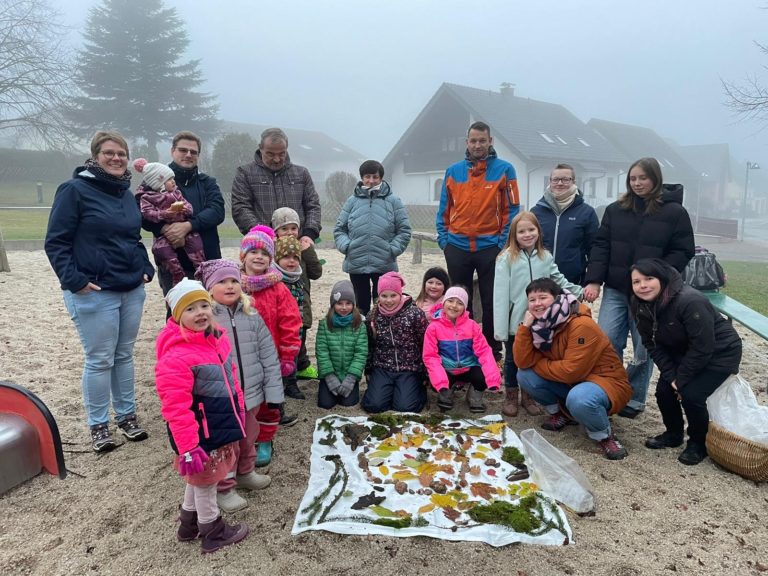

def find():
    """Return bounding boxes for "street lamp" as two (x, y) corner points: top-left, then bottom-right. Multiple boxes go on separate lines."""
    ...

(741, 161), (760, 242)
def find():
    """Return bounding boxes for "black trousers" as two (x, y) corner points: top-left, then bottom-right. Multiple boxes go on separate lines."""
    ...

(656, 370), (731, 445)
(443, 243), (501, 358)
(448, 365), (488, 391)
(349, 272), (383, 316)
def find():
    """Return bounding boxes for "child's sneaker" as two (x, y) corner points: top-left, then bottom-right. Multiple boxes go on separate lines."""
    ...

(117, 413), (149, 441)
(296, 365), (318, 380)
(255, 441), (273, 468)
(236, 471), (271, 491)
(90, 423), (117, 453)
(216, 489), (248, 513)
(597, 434), (628, 460)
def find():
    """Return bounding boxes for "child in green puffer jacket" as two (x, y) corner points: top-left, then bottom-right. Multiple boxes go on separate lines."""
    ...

(315, 280), (368, 409)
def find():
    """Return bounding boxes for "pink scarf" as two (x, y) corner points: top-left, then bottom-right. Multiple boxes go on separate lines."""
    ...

(240, 265), (281, 294)
(377, 295), (407, 317)
(530, 292), (579, 351)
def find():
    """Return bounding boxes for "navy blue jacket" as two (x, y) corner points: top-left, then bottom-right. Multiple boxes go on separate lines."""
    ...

(45, 167), (154, 292)
(142, 162), (225, 264)
(531, 192), (599, 284)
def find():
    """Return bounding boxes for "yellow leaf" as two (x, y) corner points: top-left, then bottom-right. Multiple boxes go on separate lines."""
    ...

(369, 505), (397, 517)
(430, 493), (456, 508)
(416, 462), (440, 476)
(392, 470), (417, 481)
(378, 465), (389, 476)
(447, 490), (468, 501)
(402, 459), (422, 469)
(465, 427), (486, 436)
(483, 422), (507, 435)
(470, 452), (485, 459)
(476, 445), (490, 453)
(418, 503), (436, 514)
(368, 450), (391, 459)
(410, 434), (425, 447)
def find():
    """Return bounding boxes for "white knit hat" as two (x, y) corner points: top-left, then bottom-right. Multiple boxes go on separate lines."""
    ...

(165, 278), (211, 323)
(133, 158), (175, 191)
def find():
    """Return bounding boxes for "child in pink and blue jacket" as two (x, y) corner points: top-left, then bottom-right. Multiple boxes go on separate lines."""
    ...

(422, 286), (501, 414)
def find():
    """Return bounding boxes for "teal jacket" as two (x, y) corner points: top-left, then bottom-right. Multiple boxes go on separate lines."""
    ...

(315, 315), (369, 380)
(493, 247), (583, 340)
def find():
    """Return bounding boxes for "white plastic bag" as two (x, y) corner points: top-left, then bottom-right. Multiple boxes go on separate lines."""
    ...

(520, 428), (595, 514)
(707, 374), (768, 446)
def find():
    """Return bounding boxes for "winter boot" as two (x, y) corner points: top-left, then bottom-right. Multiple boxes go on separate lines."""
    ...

(199, 516), (249, 554)
(177, 507), (199, 542)
(502, 388), (519, 417)
(255, 441), (273, 468)
(520, 390), (542, 416)
(236, 471), (271, 491)
(216, 489), (248, 513)
(284, 381), (305, 400)
(437, 388), (453, 411)
(466, 386), (485, 414)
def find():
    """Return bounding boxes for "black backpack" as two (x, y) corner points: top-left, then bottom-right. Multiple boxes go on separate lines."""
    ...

(683, 246), (726, 291)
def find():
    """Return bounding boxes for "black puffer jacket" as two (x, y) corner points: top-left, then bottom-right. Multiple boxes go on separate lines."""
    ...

(632, 266), (742, 390)
(585, 184), (694, 296)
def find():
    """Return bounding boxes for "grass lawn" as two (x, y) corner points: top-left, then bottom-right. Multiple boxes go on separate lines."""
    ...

(0, 181), (59, 206)
(720, 260), (768, 316)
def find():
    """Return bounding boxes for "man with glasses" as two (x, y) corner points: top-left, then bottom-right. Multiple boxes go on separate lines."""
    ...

(231, 127), (321, 247)
(531, 163), (598, 285)
(141, 130), (225, 295)
(436, 121), (520, 361)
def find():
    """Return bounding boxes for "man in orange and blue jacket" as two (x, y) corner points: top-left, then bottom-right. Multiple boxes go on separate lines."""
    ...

(435, 121), (520, 359)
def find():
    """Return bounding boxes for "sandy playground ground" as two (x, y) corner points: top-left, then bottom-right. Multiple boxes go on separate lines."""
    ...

(0, 247), (767, 576)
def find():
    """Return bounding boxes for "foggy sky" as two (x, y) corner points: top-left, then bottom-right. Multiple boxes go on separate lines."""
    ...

(63, 0), (768, 166)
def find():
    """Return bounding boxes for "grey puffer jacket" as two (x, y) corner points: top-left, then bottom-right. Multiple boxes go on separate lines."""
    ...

(213, 300), (283, 409)
(333, 181), (412, 274)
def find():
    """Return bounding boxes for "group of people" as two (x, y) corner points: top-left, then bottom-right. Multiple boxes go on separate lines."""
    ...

(43, 123), (743, 554)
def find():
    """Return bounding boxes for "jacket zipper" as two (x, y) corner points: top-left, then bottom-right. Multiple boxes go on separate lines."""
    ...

(553, 213), (561, 259)
(198, 402), (210, 439)
(229, 310), (246, 393)
(389, 324), (400, 371)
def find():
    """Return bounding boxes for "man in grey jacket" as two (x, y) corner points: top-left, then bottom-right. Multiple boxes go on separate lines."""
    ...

(231, 128), (321, 248)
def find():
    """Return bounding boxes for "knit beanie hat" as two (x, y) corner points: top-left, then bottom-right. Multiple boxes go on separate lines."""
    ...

(330, 280), (356, 306)
(443, 286), (469, 308)
(271, 207), (301, 231)
(275, 235), (302, 261)
(240, 225), (275, 261)
(377, 271), (405, 295)
(165, 278), (212, 323)
(423, 267), (450, 290)
(133, 158), (174, 191)
(195, 259), (241, 291)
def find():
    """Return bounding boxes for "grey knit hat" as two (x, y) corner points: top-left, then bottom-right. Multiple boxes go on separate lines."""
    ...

(330, 280), (355, 306)
(271, 207), (300, 231)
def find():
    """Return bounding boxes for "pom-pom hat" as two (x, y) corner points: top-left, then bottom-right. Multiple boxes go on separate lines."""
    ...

(133, 158), (174, 191)
(240, 225), (276, 261)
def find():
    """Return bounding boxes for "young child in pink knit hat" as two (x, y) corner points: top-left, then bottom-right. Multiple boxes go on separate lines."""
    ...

(134, 158), (205, 287)
(361, 271), (428, 413)
(239, 225), (301, 468)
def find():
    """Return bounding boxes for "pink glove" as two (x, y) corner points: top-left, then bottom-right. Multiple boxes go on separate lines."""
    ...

(178, 446), (209, 476)
(280, 360), (296, 377)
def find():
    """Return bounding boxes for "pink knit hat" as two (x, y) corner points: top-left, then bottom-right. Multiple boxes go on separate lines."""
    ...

(377, 271), (405, 295)
(240, 225), (275, 261)
(443, 286), (469, 308)
(195, 259), (241, 291)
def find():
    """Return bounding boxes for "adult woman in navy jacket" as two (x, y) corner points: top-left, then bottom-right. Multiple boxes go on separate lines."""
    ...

(45, 131), (154, 452)
(630, 258), (741, 465)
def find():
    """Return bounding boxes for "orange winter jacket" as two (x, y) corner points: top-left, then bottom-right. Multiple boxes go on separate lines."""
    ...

(513, 303), (631, 414)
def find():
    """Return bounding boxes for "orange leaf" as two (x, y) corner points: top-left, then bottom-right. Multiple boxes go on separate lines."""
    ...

(419, 472), (433, 487)
(418, 503), (436, 515)
(469, 465), (481, 476)
(470, 482), (496, 501)
(442, 507), (461, 522)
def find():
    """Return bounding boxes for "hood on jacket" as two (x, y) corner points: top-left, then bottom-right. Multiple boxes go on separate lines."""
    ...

(254, 149), (293, 173)
(73, 165), (131, 195)
(661, 183), (684, 205)
(353, 180), (392, 199)
(156, 318), (222, 358)
(430, 301), (472, 326)
(464, 145), (499, 164)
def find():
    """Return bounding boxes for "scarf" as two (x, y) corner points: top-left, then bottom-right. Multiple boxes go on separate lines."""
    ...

(83, 158), (132, 185)
(377, 295), (406, 317)
(544, 185), (578, 215)
(274, 262), (303, 284)
(333, 312), (353, 328)
(240, 265), (281, 294)
(530, 292), (579, 351)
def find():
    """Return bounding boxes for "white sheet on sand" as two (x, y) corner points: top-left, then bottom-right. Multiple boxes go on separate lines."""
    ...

(292, 414), (572, 547)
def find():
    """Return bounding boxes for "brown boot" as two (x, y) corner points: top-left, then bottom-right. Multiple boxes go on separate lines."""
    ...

(521, 390), (542, 416)
(177, 507), (199, 542)
(199, 516), (249, 554)
(502, 387), (519, 417)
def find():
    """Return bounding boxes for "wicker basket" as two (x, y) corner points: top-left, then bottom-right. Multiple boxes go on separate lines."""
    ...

(706, 422), (768, 482)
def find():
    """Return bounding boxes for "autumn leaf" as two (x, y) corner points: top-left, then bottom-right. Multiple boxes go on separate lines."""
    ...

(430, 493), (456, 508)
(410, 434), (425, 447)
(401, 459), (421, 469)
(418, 503), (437, 515)
(392, 470), (417, 481)
(418, 472), (433, 487)
(489, 440), (501, 450)
(457, 500), (478, 511)
(465, 427), (486, 436)
(461, 439), (473, 451)
(368, 450), (391, 459)
(378, 465), (389, 476)
(439, 464), (455, 475)
(469, 465), (481, 476)
(483, 422), (507, 435)
(416, 462), (440, 476)
(438, 477), (453, 487)
(351, 491), (386, 510)
(442, 507), (461, 522)
(470, 482), (497, 500)
(394, 509), (411, 518)
(369, 505), (398, 517)
(447, 490), (468, 501)
(470, 452), (485, 459)
(487, 469), (497, 477)
(433, 448), (453, 461)
(476, 445), (490, 453)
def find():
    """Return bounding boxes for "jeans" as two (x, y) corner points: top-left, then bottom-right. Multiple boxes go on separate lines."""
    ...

(517, 368), (613, 440)
(598, 287), (654, 411)
(63, 284), (146, 427)
(362, 368), (426, 413)
(317, 378), (360, 409)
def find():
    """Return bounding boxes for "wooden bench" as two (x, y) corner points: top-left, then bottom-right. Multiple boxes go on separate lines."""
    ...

(703, 292), (768, 340)
(411, 231), (438, 264)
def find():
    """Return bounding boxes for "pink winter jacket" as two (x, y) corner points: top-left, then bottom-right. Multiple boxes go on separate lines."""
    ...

(155, 320), (246, 456)
(422, 304), (501, 391)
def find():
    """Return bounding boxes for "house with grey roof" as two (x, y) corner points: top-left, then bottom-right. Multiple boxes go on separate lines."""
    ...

(382, 82), (629, 211)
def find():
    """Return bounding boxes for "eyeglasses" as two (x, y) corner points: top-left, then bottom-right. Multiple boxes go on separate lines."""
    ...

(550, 177), (574, 184)
(100, 150), (127, 159)
(175, 147), (199, 156)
